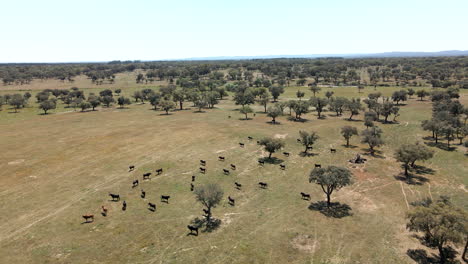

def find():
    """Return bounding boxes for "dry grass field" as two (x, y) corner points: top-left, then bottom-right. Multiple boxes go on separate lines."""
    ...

(0, 77), (467, 263)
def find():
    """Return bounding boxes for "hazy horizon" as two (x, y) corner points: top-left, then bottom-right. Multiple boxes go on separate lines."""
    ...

(1, 0), (467, 63)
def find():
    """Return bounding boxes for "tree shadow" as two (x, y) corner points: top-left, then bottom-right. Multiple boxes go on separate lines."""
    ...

(193, 110), (206, 113)
(361, 149), (385, 159)
(259, 157), (284, 164)
(299, 152), (318, 157)
(407, 247), (459, 264)
(412, 165), (435, 175)
(308, 201), (352, 218)
(394, 173), (429, 186)
(341, 144), (358, 149)
(159, 113), (173, 116)
(286, 116), (309, 122)
(239, 118), (252, 121)
(424, 141), (456, 151)
(190, 217), (221, 233)
(344, 118), (362, 122)
(407, 249), (439, 263)
(266, 121), (281, 125)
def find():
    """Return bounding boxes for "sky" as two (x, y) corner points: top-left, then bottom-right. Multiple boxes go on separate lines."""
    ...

(0, 0), (467, 62)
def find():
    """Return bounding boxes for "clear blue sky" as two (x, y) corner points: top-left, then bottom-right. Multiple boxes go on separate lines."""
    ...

(1, 0), (467, 62)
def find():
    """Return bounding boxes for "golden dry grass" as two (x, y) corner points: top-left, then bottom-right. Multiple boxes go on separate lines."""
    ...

(0, 80), (467, 264)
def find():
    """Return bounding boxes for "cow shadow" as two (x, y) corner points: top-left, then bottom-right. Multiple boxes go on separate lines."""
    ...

(361, 149), (385, 159)
(287, 116), (309, 123)
(308, 201), (352, 218)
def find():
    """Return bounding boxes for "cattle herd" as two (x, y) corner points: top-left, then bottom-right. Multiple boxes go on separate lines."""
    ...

(82, 135), (338, 236)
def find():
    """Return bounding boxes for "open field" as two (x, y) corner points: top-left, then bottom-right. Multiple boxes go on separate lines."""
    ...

(0, 80), (467, 263)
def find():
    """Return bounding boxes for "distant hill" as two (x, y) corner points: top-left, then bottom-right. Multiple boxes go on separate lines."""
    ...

(181, 50), (468, 61)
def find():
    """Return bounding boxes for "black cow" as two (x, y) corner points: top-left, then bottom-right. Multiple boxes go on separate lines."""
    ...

(187, 225), (199, 236)
(148, 202), (156, 211)
(230, 164), (236, 170)
(190, 183), (194, 191)
(223, 169), (230, 175)
(239, 143), (245, 147)
(306, 146), (314, 151)
(200, 160), (206, 166)
(156, 168), (163, 175)
(297, 139), (301, 143)
(132, 180), (139, 188)
(143, 172), (151, 180)
(192, 175), (196, 182)
(109, 193), (120, 201)
(228, 196), (235, 206)
(280, 164), (286, 170)
(141, 190), (146, 199)
(235, 182), (242, 190)
(258, 160), (265, 166)
(315, 164), (321, 168)
(200, 167), (206, 174)
(122, 201), (127, 211)
(256, 140), (260, 145)
(330, 148), (337, 153)
(248, 136), (253, 140)
(203, 209), (209, 216)
(129, 165), (135, 171)
(161, 195), (170, 203)
(300, 192), (311, 200)
(283, 152), (290, 157)
(258, 182), (268, 189)
(218, 156), (225, 161)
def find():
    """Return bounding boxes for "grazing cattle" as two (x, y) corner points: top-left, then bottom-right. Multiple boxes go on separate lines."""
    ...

(256, 140), (260, 145)
(248, 136), (253, 140)
(122, 201), (127, 211)
(200, 160), (206, 166)
(192, 175), (196, 182)
(306, 146), (314, 151)
(258, 160), (265, 166)
(283, 152), (290, 157)
(330, 148), (337, 153)
(129, 165), (135, 171)
(141, 190), (146, 199)
(230, 164), (236, 170)
(187, 225), (199, 236)
(218, 156), (225, 161)
(203, 209), (209, 216)
(161, 195), (170, 203)
(280, 164), (286, 170)
(82, 214), (94, 223)
(297, 139), (301, 143)
(101, 206), (108, 216)
(143, 172), (151, 179)
(109, 193), (120, 201)
(300, 192), (311, 200)
(235, 182), (242, 190)
(228, 115), (231, 119)
(132, 180), (139, 188)
(156, 168), (163, 175)
(223, 169), (230, 175)
(200, 167), (206, 174)
(190, 183), (194, 191)
(239, 143), (245, 147)
(253, 113), (256, 117)
(314, 164), (321, 168)
(258, 182), (268, 189)
(148, 202), (156, 211)
(228, 196), (235, 206)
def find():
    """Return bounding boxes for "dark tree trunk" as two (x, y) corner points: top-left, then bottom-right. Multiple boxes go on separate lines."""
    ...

(268, 152), (272, 158)
(326, 193), (331, 207)
(179, 101), (183, 110)
(438, 244), (446, 264)
(404, 164), (408, 176)
(462, 236), (467, 262)
(346, 138), (350, 147)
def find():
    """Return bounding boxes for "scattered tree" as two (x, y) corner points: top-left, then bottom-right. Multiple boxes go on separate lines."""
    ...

(309, 166), (353, 207)
(341, 126), (358, 147)
(259, 137), (285, 159)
